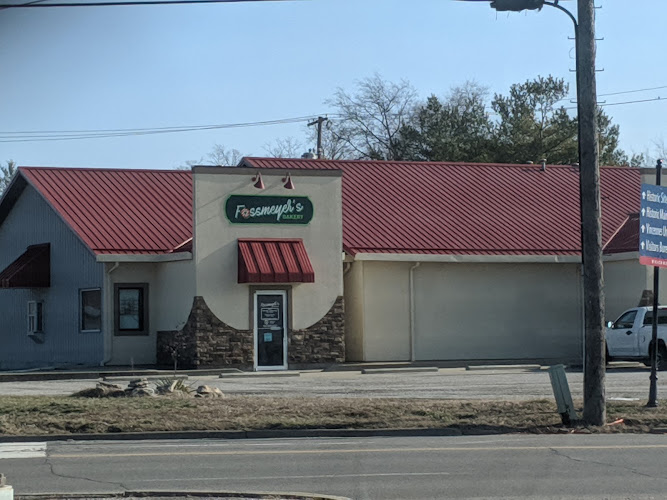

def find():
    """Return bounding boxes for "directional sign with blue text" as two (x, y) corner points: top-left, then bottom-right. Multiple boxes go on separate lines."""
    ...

(640, 183), (667, 267)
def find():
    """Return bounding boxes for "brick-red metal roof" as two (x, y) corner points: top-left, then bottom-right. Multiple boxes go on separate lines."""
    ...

(19, 167), (192, 255)
(11, 160), (641, 258)
(241, 158), (641, 256)
(0, 243), (50, 288)
(603, 213), (640, 255)
(238, 238), (315, 283)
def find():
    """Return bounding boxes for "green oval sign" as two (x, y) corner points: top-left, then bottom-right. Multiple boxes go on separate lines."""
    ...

(225, 195), (313, 225)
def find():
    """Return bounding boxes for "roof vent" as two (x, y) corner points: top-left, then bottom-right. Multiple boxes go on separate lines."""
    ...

(526, 161), (534, 164)
(541, 159), (547, 172)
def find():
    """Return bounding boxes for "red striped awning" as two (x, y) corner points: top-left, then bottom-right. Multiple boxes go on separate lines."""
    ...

(238, 238), (314, 283)
(0, 243), (50, 288)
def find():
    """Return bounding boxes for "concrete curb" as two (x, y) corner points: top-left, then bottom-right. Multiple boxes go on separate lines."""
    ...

(15, 490), (351, 500)
(361, 367), (438, 374)
(0, 427), (462, 444)
(218, 372), (301, 379)
(466, 364), (542, 371)
(103, 375), (189, 382)
(0, 369), (226, 383)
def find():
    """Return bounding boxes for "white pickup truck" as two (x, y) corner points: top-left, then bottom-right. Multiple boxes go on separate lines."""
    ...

(606, 307), (667, 369)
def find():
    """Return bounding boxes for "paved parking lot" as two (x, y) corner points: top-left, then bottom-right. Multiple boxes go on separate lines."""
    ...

(0, 365), (659, 401)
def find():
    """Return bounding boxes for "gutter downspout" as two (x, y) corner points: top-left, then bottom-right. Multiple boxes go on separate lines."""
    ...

(101, 262), (120, 366)
(409, 262), (421, 362)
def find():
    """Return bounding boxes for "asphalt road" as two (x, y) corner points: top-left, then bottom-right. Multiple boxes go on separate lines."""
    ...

(0, 366), (659, 401)
(2, 435), (667, 499)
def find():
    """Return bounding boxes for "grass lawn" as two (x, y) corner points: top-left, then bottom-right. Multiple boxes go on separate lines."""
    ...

(1, 396), (667, 436)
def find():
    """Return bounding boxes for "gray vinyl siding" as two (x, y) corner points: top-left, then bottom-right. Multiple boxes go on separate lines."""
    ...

(0, 184), (104, 370)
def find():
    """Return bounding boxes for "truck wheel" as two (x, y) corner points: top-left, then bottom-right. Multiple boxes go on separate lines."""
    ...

(649, 344), (667, 371)
(658, 345), (667, 371)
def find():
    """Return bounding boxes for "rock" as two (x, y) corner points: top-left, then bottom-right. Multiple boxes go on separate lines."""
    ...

(126, 378), (150, 393)
(128, 378), (149, 388)
(130, 387), (156, 397)
(94, 382), (125, 397)
(98, 381), (124, 391)
(195, 385), (224, 398)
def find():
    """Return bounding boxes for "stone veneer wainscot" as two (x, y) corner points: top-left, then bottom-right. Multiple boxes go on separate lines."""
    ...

(157, 296), (345, 369)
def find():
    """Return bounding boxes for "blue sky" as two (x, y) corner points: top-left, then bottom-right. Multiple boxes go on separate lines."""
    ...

(1, 0), (665, 169)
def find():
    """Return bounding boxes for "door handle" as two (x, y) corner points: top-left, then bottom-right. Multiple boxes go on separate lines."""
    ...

(626, 330), (633, 335)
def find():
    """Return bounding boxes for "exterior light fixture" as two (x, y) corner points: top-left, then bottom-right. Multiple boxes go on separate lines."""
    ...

(282, 173), (295, 190)
(252, 173), (265, 190)
(490, 0), (544, 11)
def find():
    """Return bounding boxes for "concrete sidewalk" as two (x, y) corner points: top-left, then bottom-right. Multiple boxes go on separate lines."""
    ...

(0, 358), (583, 383)
(0, 363), (650, 400)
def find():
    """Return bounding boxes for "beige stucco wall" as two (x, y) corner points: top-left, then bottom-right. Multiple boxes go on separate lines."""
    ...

(604, 257), (649, 323)
(603, 256), (667, 323)
(413, 262), (582, 361)
(100, 257), (195, 367)
(343, 261), (364, 361)
(155, 259), (196, 332)
(360, 261), (412, 361)
(106, 262), (158, 365)
(356, 260), (584, 363)
(194, 168), (343, 330)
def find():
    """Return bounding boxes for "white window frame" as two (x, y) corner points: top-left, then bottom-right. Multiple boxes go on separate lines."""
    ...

(27, 300), (44, 334)
(80, 288), (102, 333)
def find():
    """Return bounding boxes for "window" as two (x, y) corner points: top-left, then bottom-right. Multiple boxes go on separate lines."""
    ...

(613, 310), (637, 329)
(114, 283), (149, 336)
(27, 301), (44, 334)
(643, 310), (667, 326)
(80, 288), (102, 332)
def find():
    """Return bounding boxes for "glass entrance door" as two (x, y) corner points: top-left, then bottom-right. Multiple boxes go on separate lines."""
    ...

(254, 291), (288, 370)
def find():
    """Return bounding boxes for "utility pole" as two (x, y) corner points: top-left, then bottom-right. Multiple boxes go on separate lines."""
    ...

(578, 0), (606, 426)
(308, 116), (328, 159)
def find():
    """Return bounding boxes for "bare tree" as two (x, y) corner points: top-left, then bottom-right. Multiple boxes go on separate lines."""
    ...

(654, 138), (667, 162)
(182, 144), (247, 169)
(1, 160), (16, 195)
(264, 137), (303, 158)
(326, 74), (418, 160)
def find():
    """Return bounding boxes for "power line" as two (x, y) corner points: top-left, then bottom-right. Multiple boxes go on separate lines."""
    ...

(0, 115), (335, 143)
(599, 85), (667, 97)
(564, 96), (664, 110)
(557, 84), (667, 103)
(0, 0), (50, 9)
(0, 0), (290, 8)
(599, 96), (664, 108)
(1, 116), (325, 135)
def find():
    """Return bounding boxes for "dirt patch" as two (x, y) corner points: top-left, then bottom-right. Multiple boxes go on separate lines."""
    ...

(0, 396), (666, 436)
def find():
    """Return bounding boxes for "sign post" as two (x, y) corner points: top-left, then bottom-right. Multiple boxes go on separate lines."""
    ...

(640, 159), (664, 407)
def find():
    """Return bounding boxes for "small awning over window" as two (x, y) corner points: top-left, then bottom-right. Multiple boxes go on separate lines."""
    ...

(0, 243), (50, 288)
(238, 238), (314, 283)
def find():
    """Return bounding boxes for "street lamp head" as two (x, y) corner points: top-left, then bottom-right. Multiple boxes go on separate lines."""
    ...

(490, 0), (544, 11)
